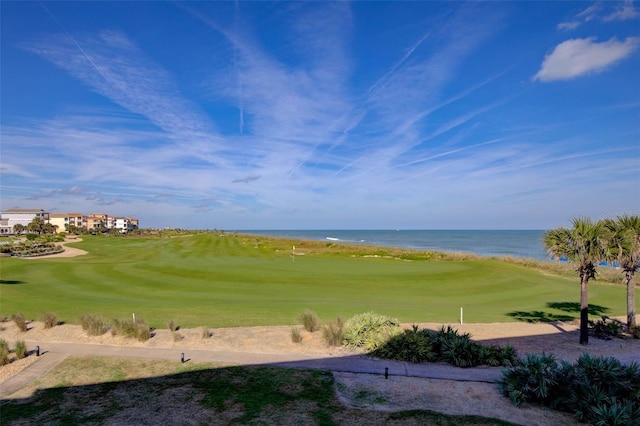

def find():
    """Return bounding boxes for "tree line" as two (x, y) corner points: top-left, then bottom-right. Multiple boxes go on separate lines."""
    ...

(544, 215), (639, 345)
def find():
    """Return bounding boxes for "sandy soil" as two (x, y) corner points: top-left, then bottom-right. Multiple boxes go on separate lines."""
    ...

(1, 319), (638, 425)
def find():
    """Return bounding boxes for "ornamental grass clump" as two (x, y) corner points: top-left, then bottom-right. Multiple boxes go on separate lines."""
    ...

(14, 340), (27, 359)
(40, 312), (58, 329)
(167, 320), (182, 341)
(11, 313), (27, 332)
(201, 326), (211, 339)
(290, 327), (303, 344)
(0, 339), (9, 366)
(343, 311), (401, 351)
(111, 317), (151, 342)
(299, 310), (321, 332)
(80, 313), (107, 336)
(322, 317), (345, 347)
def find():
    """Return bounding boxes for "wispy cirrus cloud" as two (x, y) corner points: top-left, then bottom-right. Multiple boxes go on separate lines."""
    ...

(558, 0), (639, 30)
(23, 30), (225, 166)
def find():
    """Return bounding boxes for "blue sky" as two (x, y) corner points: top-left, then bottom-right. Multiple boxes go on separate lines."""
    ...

(1, 1), (639, 230)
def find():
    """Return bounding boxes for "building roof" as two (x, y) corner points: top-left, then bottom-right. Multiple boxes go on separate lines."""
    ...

(1, 208), (47, 214)
(50, 213), (86, 217)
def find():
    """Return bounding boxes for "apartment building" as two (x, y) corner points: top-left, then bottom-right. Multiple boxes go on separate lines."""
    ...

(0, 209), (139, 234)
(0, 209), (50, 229)
(49, 213), (88, 232)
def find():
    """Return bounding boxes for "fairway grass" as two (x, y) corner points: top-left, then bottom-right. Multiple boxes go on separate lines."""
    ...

(0, 233), (631, 329)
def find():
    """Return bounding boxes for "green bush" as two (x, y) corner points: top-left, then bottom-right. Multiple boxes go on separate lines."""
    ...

(343, 311), (401, 351)
(14, 340), (27, 359)
(290, 327), (303, 344)
(0, 339), (9, 366)
(589, 316), (625, 340)
(371, 325), (436, 363)
(40, 312), (58, 329)
(299, 310), (321, 332)
(371, 324), (517, 368)
(500, 353), (640, 425)
(322, 317), (345, 347)
(80, 313), (107, 336)
(11, 313), (27, 332)
(500, 353), (561, 407)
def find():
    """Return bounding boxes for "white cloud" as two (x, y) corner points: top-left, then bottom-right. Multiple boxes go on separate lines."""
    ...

(604, 0), (639, 21)
(533, 37), (639, 82)
(557, 1), (638, 30)
(557, 21), (581, 31)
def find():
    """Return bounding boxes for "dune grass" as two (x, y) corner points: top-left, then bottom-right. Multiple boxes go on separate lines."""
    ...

(0, 233), (632, 329)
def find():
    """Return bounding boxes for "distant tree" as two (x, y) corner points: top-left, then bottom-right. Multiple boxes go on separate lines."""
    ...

(12, 224), (25, 235)
(43, 222), (56, 235)
(603, 215), (640, 329)
(27, 217), (46, 235)
(26, 217), (56, 235)
(543, 218), (606, 345)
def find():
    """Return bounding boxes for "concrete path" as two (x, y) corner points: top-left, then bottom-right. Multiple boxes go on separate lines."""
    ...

(0, 341), (504, 398)
(0, 353), (68, 398)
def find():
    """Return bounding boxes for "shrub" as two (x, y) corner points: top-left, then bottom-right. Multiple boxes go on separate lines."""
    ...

(322, 317), (345, 347)
(500, 353), (561, 407)
(370, 324), (518, 368)
(299, 310), (321, 332)
(80, 313), (107, 336)
(290, 327), (303, 344)
(0, 339), (9, 366)
(40, 312), (58, 329)
(500, 353), (640, 425)
(371, 325), (435, 363)
(11, 313), (28, 332)
(14, 340), (27, 359)
(632, 325), (640, 339)
(171, 330), (182, 342)
(343, 311), (401, 351)
(589, 316), (625, 340)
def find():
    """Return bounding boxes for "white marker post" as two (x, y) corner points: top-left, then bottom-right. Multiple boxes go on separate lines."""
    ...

(133, 313), (136, 324)
(460, 307), (463, 324)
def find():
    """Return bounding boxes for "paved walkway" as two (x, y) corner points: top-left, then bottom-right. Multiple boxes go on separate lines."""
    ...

(0, 341), (504, 398)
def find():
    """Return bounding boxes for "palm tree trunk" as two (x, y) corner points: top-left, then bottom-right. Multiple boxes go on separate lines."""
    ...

(580, 276), (589, 345)
(626, 271), (636, 329)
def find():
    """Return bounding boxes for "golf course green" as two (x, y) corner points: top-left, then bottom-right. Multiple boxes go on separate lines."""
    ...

(0, 232), (630, 328)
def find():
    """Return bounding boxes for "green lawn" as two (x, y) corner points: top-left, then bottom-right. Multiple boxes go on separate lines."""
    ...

(0, 233), (631, 328)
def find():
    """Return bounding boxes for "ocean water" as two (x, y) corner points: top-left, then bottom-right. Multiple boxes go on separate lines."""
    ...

(241, 230), (549, 261)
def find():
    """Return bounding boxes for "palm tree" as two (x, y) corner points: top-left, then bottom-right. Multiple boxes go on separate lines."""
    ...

(12, 224), (25, 235)
(602, 215), (640, 329)
(543, 218), (605, 344)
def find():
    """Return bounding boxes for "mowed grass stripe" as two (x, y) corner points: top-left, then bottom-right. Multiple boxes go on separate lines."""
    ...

(0, 233), (629, 328)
